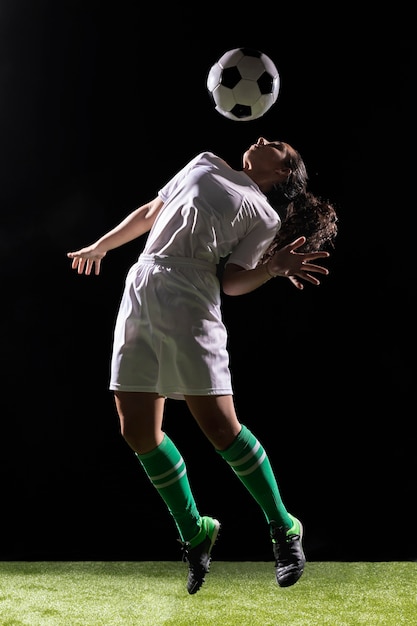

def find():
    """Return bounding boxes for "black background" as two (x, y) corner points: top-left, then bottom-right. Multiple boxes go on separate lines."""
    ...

(1, 2), (415, 562)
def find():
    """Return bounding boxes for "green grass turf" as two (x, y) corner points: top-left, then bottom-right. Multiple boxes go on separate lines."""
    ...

(0, 561), (415, 625)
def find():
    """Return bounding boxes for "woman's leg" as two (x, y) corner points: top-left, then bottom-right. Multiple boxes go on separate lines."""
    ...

(185, 394), (305, 587)
(185, 394), (292, 527)
(115, 390), (200, 540)
(114, 391), (220, 594)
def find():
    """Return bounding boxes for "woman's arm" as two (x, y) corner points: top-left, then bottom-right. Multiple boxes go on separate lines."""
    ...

(67, 197), (164, 275)
(222, 236), (330, 296)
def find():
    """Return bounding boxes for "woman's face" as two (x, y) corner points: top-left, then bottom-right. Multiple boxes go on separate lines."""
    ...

(243, 137), (295, 184)
(243, 137), (293, 170)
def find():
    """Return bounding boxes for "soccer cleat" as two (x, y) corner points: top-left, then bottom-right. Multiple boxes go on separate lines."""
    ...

(270, 514), (305, 587)
(180, 516), (221, 594)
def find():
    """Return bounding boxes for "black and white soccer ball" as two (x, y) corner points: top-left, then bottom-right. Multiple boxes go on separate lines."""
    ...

(207, 48), (280, 122)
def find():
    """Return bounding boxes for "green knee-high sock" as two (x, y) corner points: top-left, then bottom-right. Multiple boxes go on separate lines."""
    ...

(217, 425), (292, 529)
(136, 434), (200, 542)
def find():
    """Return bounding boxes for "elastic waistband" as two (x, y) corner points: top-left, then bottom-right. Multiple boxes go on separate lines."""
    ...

(139, 254), (216, 274)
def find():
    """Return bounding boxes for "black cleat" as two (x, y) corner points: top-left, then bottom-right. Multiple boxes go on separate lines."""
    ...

(181, 516), (221, 594)
(270, 514), (305, 587)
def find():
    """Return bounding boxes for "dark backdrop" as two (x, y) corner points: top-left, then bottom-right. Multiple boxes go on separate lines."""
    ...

(1, 2), (415, 562)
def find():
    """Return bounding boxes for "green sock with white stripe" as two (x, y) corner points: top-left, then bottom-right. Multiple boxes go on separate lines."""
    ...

(136, 434), (200, 542)
(217, 424), (292, 529)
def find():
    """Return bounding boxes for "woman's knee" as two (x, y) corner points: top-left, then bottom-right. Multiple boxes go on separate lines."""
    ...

(113, 391), (165, 452)
(185, 395), (241, 449)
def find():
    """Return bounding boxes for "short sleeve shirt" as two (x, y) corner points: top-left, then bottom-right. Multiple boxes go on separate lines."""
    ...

(143, 152), (281, 269)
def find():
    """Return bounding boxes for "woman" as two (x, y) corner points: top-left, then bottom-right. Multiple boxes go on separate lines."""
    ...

(67, 137), (337, 594)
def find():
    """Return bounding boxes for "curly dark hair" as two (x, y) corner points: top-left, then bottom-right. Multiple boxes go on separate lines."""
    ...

(259, 146), (338, 264)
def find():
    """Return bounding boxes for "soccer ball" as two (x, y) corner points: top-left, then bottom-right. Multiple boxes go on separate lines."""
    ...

(207, 48), (280, 122)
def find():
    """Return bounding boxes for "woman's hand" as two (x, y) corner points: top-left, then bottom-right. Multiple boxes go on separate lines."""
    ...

(66, 197), (164, 277)
(268, 236), (330, 289)
(67, 245), (107, 276)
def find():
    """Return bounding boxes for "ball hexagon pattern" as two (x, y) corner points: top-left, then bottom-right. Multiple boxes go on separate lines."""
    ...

(207, 48), (280, 121)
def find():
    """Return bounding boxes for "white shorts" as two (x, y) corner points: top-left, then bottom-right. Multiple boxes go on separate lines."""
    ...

(109, 254), (233, 400)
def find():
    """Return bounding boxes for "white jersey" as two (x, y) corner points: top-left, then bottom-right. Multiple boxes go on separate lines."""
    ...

(146, 152), (280, 269)
(109, 152), (281, 400)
